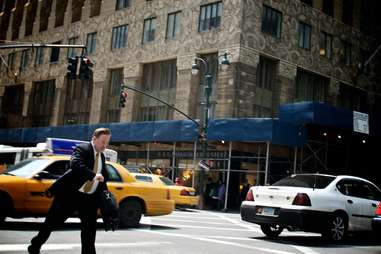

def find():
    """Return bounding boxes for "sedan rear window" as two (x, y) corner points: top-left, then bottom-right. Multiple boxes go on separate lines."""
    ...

(272, 175), (336, 189)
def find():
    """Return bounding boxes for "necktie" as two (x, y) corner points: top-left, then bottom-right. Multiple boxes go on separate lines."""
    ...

(83, 152), (100, 193)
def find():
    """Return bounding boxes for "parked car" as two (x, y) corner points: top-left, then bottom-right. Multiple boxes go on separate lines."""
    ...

(371, 202), (381, 232)
(132, 173), (199, 208)
(0, 155), (174, 228)
(240, 174), (381, 241)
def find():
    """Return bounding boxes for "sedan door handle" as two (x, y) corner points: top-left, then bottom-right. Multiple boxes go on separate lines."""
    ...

(347, 200), (353, 204)
(115, 187), (123, 190)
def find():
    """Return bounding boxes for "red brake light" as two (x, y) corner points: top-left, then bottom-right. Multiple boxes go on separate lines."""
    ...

(166, 189), (171, 200)
(180, 189), (190, 196)
(376, 203), (381, 216)
(245, 189), (254, 201)
(292, 193), (311, 206)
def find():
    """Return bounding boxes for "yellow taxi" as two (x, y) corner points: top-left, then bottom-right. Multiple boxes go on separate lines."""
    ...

(0, 155), (174, 228)
(131, 173), (199, 208)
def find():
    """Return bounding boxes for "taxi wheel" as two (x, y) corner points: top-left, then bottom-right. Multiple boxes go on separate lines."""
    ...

(260, 224), (283, 238)
(119, 199), (142, 228)
(0, 194), (11, 223)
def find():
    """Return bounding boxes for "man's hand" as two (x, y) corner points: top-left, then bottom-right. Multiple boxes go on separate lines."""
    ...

(94, 174), (104, 182)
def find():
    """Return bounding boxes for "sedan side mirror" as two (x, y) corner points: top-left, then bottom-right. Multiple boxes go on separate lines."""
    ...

(34, 171), (54, 180)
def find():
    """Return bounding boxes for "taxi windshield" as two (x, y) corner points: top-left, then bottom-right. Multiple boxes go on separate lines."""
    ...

(4, 158), (53, 178)
(159, 176), (175, 186)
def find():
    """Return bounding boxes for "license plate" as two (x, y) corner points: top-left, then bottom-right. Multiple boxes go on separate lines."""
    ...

(257, 207), (275, 216)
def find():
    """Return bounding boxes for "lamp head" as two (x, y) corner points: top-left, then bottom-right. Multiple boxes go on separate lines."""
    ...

(191, 62), (200, 75)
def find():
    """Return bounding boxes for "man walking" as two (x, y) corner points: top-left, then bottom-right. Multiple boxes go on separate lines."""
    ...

(28, 128), (111, 254)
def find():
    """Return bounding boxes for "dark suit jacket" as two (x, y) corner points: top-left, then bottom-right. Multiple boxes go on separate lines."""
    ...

(49, 142), (109, 195)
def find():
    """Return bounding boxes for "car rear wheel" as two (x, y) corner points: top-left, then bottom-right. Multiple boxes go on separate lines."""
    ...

(119, 199), (143, 228)
(260, 224), (283, 237)
(322, 213), (347, 242)
(0, 194), (11, 223)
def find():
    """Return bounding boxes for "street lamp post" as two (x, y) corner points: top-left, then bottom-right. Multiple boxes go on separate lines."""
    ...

(192, 52), (230, 209)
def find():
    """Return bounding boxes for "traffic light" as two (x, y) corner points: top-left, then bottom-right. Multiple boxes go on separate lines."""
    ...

(66, 57), (78, 79)
(119, 90), (128, 108)
(79, 57), (93, 80)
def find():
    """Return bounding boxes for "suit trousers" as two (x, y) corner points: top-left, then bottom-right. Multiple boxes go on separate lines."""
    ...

(31, 190), (98, 254)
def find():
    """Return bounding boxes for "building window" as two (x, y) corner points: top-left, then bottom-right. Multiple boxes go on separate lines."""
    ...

(198, 1), (222, 32)
(90, 0), (102, 17)
(342, 0), (353, 26)
(139, 60), (177, 121)
(166, 11), (181, 39)
(322, 0), (334, 17)
(71, 0), (84, 23)
(86, 32), (97, 54)
(39, 0), (53, 32)
(338, 83), (368, 112)
(295, 69), (329, 102)
(2, 84), (24, 115)
(1, 84), (25, 128)
(255, 56), (278, 117)
(143, 17), (156, 43)
(55, 0), (68, 27)
(342, 41), (352, 65)
(28, 80), (56, 127)
(8, 52), (15, 70)
(63, 79), (92, 125)
(300, 0), (313, 6)
(298, 22), (311, 49)
(67, 37), (78, 59)
(35, 47), (44, 66)
(319, 32), (332, 58)
(20, 49), (29, 71)
(25, 0), (38, 36)
(261, 5), (282, 38)
(116, 0), (130, 10)
(111, 24), (128, 50)
(50, 41), (61, 63)
(102, 69), (123, 123)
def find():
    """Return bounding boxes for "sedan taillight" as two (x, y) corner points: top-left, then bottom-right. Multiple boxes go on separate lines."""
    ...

(166, 189), (171, 200)
(245, 189), (254, 201)
(376, 203), (381, 216)
(292, 193), (311, 206)
(180, 189), (190, 196)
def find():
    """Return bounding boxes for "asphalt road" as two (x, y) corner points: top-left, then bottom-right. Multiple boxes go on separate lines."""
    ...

(0, 209), (380, 254)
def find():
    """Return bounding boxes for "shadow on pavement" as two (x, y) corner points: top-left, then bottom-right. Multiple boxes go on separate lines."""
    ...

(251, 232), (381, 248)
(0, 221), (178, 232)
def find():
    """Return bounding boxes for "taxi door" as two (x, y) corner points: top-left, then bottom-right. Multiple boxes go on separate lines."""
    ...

(24, 160), (70, 214)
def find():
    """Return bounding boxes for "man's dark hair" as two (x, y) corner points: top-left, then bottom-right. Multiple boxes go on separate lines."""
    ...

(93, 128), (111, 138)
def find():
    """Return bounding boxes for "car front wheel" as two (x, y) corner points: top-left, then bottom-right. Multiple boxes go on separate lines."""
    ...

(322, 213), (347, 242)
(260, 224), (283, 237)
(119, 199), (143, 228)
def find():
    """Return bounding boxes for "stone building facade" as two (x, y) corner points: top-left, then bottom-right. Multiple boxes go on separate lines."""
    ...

(0, 0), (379, 129)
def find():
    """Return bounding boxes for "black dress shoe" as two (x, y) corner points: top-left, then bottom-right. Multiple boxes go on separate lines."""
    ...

(27, 245), (40, 254)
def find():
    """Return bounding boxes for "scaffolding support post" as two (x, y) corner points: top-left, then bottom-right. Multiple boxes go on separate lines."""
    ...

(293, 147), (298, 174)
(223, 141), (232, 211)
(171, 142), (176, 181)
(264, 141), (270, 185)
(192, 141), (197, 188)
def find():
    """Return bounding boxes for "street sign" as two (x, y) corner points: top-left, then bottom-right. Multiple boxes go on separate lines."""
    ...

(353, 111), (369, 134)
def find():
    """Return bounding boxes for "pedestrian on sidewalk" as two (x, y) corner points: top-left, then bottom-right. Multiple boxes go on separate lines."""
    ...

(28, 128), (111, 254)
